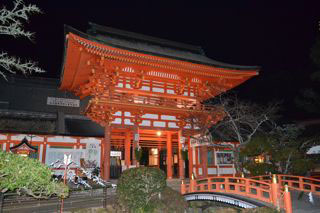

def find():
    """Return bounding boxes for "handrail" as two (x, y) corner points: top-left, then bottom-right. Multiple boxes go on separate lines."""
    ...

(181, 175), (292, 213)
(278, 175), (320, 195)
(249, 174), (320, 195)
(181, 174), (320, 213)
(182, 176), (273, 204)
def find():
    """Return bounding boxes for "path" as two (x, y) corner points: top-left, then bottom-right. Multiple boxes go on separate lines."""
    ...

(290, 191), (320, 213)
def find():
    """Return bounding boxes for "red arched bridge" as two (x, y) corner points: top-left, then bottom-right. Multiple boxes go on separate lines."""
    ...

(181, 174), (320, 213)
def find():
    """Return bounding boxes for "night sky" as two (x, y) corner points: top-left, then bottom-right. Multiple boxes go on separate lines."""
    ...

(2, 1), (320, 121)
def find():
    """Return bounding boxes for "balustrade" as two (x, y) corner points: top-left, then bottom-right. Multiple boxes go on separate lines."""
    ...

(181, 175), (296, 213)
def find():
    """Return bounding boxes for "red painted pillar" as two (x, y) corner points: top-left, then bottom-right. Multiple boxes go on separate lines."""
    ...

(178, 130), (184, 179)
(132, 125), (138, 165)
(104, 125), (111, 181)
(6, 134), (11, 152)
(125, 130), (131, 168)
(195, 147), (199, 177)
(188, 136), (193, 179)
(166, 132), (173, 179)
(42, 136), (47, 163)
(200, 146), (208, 177)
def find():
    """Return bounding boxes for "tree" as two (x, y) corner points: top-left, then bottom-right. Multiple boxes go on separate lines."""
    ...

(191, 93), (278, 173)
(241, 124), (320, 175)
(240, 134), (276, 176)
(295, 71), (320, 115)
(295, 28), (320, 116)
(0, 0), (45, 79)
(268, 124), (319, 175)
(0, 151), (69, 199)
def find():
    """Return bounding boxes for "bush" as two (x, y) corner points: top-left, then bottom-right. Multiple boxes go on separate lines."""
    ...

(0, 151), (68, 198)
(152, 186), (188, 213)
(243, 162), (276, 176)
(116, 167), (166, 212)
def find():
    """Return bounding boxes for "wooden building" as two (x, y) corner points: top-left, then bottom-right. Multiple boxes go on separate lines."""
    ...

(59, 23), (259, 180)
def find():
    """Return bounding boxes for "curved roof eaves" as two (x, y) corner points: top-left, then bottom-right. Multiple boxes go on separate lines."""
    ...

(63, 25), (260, 71)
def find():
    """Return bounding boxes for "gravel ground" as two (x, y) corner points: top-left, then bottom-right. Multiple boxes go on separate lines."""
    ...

(291, 191), (320, 213)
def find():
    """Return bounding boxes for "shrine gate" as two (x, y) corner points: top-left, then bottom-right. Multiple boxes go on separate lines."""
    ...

(60, 23), (259, 180)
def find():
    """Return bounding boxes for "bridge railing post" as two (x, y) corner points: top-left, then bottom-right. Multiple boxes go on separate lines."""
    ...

(283, 185), (292, 213)
(271, 174), (280, 210)
(181, 179), (186, 194)
(190, 173), (196, 193)
(245, 178), (250, 195)
(190, 179), (196, 192)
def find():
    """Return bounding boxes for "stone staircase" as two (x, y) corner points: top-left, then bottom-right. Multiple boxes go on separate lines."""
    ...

(167, 179), (183, 192)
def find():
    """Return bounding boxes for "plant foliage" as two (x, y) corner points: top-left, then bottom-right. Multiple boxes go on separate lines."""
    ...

(200, 93), (278, 173)
(241, 124), (319, 175)
(0, 151), (68, 198)
(116, 167), (166, 212)
(295, 35), (320, 116)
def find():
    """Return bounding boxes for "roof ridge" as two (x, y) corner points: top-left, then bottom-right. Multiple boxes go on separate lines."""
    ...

(87, 22), (205, 55)
(63, 25), (260, 71)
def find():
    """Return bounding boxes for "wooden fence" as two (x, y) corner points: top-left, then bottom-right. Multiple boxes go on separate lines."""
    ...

(0, 187), (109, 213)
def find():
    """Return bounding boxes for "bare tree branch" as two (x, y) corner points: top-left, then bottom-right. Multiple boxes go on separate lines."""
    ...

(0, 0), (44, 79)
(189, 92), (279, 173)
(0, 0), (41, 39)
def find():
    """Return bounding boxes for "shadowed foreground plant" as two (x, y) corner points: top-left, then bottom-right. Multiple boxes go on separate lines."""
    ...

(0, 151), (68, 199)
(116, 167), (166, 212)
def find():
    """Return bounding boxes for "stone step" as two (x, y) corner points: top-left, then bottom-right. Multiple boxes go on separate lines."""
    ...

(167, 179), (183, 192)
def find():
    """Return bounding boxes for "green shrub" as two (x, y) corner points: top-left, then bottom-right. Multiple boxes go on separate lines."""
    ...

(243, 162), (276, 176)
(0, 151), (68, 198)
(152, 186), (188, 213)
(116, 167), (166, 212)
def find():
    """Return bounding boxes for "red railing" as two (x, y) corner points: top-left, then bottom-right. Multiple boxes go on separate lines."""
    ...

(181, 175), (292, 213)
(250, 174), (320, 195)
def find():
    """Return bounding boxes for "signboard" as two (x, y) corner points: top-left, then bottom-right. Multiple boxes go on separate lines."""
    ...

(180, 137), (186, 144)
(134, 133), (140, 141)
(111, 151), (122, 157)
(86, 142), (100, 164)
(47, 97), (80, 107)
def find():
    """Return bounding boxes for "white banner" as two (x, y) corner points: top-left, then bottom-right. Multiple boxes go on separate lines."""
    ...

(45, 148), (85, 168)
(46, 145), (101, 168)
(86, 142), (101, 165)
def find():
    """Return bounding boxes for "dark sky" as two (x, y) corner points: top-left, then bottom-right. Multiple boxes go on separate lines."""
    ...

(2, 1), (320, 121)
